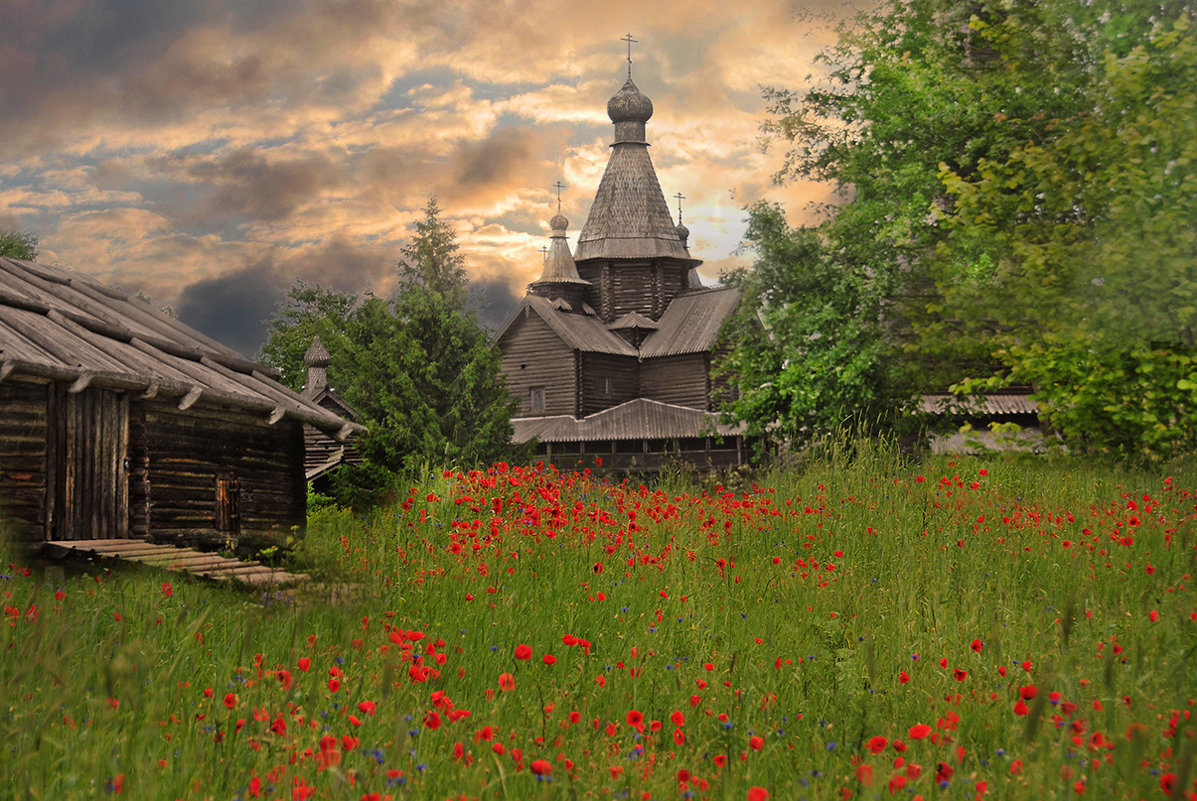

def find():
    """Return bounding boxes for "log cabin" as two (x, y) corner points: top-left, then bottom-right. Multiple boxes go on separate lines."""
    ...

(497, 71), (747, 471)
(0, 256), (364, 554)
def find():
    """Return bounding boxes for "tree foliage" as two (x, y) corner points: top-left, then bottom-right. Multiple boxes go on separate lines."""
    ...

(725, 0), (1197, 458)
(0, 229), (38, 260)
(260, 198), (519, 504)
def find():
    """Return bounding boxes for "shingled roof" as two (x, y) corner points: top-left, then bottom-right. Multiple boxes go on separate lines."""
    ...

(511, 398), (744, 443)
(575, 77), (691, 262)
(497, 295), (638, 356)
(639, 287), (739, 358)
(920, 394), (1039, 416)
(0, 257), (364, 440)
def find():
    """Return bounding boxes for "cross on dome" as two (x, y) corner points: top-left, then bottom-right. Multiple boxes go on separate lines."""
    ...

(621, 33), (637, 78)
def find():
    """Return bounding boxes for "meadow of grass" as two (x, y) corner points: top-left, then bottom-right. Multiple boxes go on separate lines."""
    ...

(3, 444), (1195, 800)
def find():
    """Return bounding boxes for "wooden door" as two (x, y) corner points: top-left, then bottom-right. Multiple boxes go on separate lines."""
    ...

(47, 385), (130, 540)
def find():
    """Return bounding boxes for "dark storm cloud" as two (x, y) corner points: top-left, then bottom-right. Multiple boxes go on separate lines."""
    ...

(174, 235), (395, 357)
(469, 275), (522, 333)
(184, 148), (341, 222)
(454, 127), (536, 189)
(175, 260), (283, 359)
(284, 236), (395, 295)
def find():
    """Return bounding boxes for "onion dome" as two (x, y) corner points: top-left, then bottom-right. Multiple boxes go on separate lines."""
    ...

(303, 335), (331, 397)
(304, 335), (331, 368)
(675, 221), (690, 247)
(607, 77), (654, 124)
(608, 77), (653, 145)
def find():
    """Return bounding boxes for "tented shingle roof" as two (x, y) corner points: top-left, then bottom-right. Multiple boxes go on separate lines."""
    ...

(0, 257), (363, 439)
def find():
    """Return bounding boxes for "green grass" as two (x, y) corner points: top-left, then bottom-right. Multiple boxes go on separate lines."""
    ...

(3, 447), (1194, 800)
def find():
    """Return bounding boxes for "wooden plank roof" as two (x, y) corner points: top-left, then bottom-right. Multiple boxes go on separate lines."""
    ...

(639, 288), (739, 358)
(512, 398), (745, 443)
(498, 295), (638, 356)
(0, 257), (364, 439)
(920, 394), (1039, 416)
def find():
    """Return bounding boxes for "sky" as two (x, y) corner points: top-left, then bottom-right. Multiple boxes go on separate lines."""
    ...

(0, 0), (861, 358)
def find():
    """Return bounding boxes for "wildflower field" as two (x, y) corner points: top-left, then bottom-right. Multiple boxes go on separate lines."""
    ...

(3, 446), (1195, 800)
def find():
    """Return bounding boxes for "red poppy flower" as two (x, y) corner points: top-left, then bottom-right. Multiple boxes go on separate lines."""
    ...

(970, 639), (983, 652)
(908, 723), (931, 739)
(514, 644), (532, 660)
(747, 787), (769, 801)
(530, 759), (552, 775)
(671, 710), (685, 726)
(542, 654), (556, 665)
(867, 735), (887, 753)
(954, 669), (968, 681)
(498, 672), (515, 691)
(423, 711), (441, 729)
(749, 735), (764, 751)
(625, 709), (643, 728)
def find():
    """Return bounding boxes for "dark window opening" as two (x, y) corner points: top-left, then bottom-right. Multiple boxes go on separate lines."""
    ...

(529, 386), (545, 412)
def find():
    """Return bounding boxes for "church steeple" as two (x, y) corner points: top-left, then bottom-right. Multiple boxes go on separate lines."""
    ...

(575, 53), (690, 263)
(528, 207), (590, 310)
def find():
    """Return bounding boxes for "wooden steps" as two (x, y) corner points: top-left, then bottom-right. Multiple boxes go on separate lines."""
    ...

(41, 538), (309, 586)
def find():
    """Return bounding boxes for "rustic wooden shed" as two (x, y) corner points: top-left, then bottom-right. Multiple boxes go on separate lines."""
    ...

(0, 256), (364, 554)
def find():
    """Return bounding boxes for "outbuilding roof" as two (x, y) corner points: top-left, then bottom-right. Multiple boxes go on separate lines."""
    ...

(0, 257), (364, 440)
(919, 394), (1039, 416)
(511, 397), (744, 443)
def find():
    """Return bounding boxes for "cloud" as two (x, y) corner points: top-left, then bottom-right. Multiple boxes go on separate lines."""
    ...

(0, 0), (851, 351)
(174, 260), (283, 359)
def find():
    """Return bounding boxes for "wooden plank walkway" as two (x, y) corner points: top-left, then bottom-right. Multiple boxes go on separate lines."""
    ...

(41, 539), (309, 586)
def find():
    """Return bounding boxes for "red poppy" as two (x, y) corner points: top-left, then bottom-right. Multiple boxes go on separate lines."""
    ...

(530, 759), (552, 775)
(749, 735), (764, 751)
(866, 735), (887, 753)
(542, 654), (556, 665)
(423, 711), (442, 729)
(625, 709), (643, 728)
(498, 672), (515, 691)
(747, 787), (769, 801)
(970, 639), (983, 652)
(671, 710), (685, 726)
(953, 669), (968, 681)
(908, 723), (931, 739)
(514, 644), (532, 660)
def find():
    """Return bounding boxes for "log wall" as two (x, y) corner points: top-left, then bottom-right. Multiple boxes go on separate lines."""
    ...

(640, 354), (709, 409)
(144, 404), (305, 550)
(578, 353), (639, 416)
(0, 379), (47, 544)
(500, 312), (576, 416)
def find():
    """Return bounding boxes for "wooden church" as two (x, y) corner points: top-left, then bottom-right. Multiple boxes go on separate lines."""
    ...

(497, 67), (746, 471)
